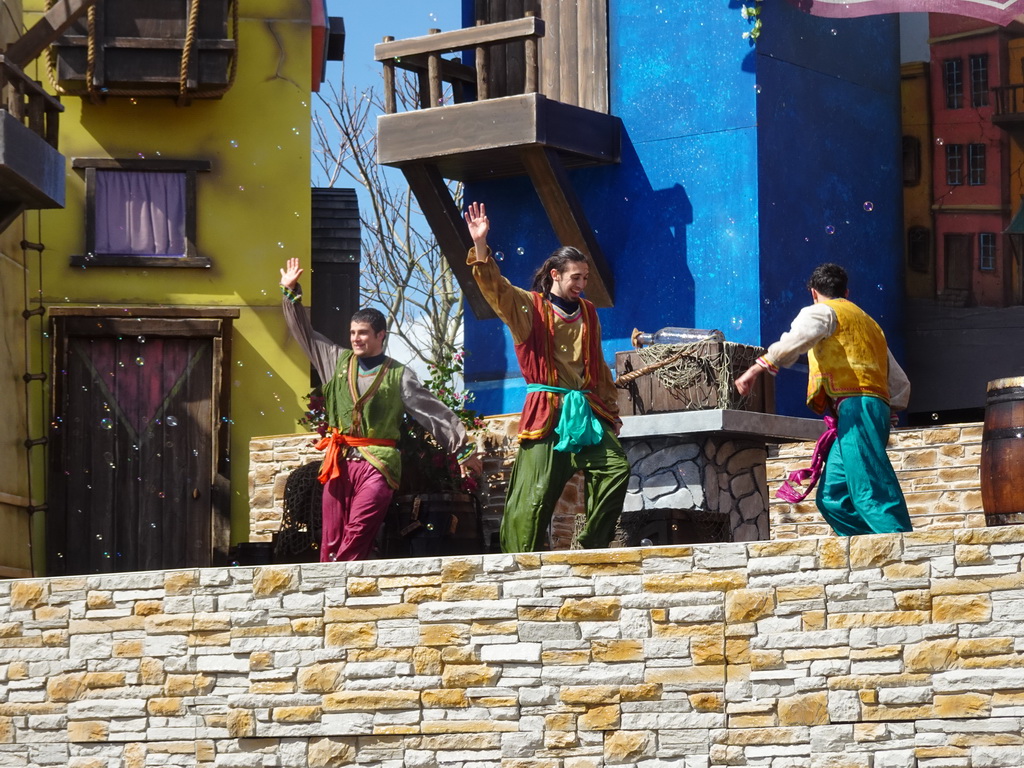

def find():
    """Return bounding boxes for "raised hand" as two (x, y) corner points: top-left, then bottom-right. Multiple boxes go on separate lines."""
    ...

(463, 201), (489, 247)
(280, 257), (303, 290)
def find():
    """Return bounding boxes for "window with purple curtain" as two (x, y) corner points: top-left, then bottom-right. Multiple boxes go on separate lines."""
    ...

(95, 170), (187, 257)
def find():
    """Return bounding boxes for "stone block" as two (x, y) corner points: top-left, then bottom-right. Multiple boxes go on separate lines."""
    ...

(252, 567), (298, 596)
(777, 691), (831, 726)
(604, 730), (653, 764)
(323, 690), (420, 711)
(422, 688), (469, 708)
(726, 589), (775, 623)
(67, 720), (109, 742)
(578, 704), (620, 730)
(325, 622), (377, 648)
(932, 692), (991, 718)
(297, 663), (342, 693)
(441, 664), (500, 688)
(849, 536), (902, 569)
(933, 595), (992, 624)
(557, 598), (621, 621)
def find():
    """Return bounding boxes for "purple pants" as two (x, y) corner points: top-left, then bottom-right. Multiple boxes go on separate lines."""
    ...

(320, 459), (394, 562)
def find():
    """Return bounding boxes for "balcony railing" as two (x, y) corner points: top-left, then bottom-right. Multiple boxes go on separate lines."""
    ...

(0, 54), (63, 148)
(992, 84), (1024, 127)
(374, 14), (543, 114)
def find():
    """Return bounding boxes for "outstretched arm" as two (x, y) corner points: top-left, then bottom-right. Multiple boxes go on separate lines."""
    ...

(278, 258), (339, 383)
(280, 257), (303, 290)
(464, 201), (490, 254)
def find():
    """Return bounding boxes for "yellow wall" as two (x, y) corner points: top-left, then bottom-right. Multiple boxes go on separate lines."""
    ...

(21, 0), (315, 570)
(901, 60), (935, 300)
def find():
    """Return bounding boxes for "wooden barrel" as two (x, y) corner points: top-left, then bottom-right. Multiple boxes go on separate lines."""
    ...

(981, 377), (1024, 524)
(381, 493), (483, 558)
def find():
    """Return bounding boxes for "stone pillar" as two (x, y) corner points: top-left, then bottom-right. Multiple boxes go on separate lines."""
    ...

(620, 435), (770, 544)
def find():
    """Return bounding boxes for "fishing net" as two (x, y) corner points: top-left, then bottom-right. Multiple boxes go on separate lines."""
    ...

(618, 339), (766, 411)
(274, 461), (322, 562)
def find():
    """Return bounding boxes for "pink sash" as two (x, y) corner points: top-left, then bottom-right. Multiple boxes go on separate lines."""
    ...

(775, 415), (837, 503)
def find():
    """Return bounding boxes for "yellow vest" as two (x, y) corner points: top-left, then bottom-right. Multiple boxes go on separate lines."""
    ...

(806, 298), (890, 414)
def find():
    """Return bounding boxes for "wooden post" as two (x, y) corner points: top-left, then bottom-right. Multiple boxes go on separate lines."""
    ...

(524, 11), (538, 94)
(45, 106), (60, 149)
(382, 36), (396, 114)
(27, 93), (44, 136)
(427, 28), (442, 108)
(475, 20), (489, 101)
(9, 80), (24, 121)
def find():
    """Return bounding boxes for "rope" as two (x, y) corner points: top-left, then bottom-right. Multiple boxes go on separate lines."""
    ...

(44, 0), (240, 102)
(177, 0), (202, 105)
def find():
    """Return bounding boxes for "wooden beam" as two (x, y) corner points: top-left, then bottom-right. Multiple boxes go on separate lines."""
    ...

(400, 164), (496, 320)
(375, 16), (543, 61)
(5, 0), (98, 69)
(521, 145), (614, 307)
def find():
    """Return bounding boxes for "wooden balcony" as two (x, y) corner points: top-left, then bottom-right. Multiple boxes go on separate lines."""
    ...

(374, 13), (620, 317)
(992, 84), (1024, 128)
(50, 0), (238, 104)
(0, 55), (65, 232)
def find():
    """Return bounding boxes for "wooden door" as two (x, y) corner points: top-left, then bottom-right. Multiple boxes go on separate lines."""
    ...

(944, 233), (972, 291)
(48, 315), (230, 575)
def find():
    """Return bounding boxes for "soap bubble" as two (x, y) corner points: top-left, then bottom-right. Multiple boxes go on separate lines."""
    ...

(936, 137), (944, 146)
(863, 201), (874, 212)
(100, 418), (113, 430)
(825, 225), (836, 235)
(135, 357), (145, 366)
(165, 415), (179, 427)
(516, 247), (525, 255)
(494, 251), (505, 262)
(640, 538), (654, 547)
(137, 336), (146, 343)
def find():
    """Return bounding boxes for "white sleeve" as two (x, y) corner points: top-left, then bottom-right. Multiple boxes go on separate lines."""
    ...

(761, 304), (836, 372)
(887, 350), (911, 411)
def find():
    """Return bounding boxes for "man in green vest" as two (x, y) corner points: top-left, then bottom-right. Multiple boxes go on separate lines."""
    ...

(735, 263), (913, 536)
(279, 258), (480, 561)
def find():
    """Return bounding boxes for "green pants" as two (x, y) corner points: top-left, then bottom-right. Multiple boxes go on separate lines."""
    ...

(816, 395), (913, 536)
(500, 423), (630, 553)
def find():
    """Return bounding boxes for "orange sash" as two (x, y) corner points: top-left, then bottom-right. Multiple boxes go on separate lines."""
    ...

(315, 429), (398, 484)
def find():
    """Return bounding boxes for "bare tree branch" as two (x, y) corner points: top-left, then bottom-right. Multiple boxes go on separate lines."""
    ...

(313, 66), (464, 369)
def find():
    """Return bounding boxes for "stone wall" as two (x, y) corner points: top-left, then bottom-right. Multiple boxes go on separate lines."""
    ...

(768, 423), (985, 539)
(251, 421), (986, 551)
(3, 526), (1024, 766)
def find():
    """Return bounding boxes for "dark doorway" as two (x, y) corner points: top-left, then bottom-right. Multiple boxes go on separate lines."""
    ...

(47, 310), (235, 575)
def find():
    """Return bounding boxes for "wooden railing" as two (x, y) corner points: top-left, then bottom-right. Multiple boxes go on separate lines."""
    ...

(374, 14), (544, 115)
(0, 54), (63, 148)
(993, 83), (1024, 119)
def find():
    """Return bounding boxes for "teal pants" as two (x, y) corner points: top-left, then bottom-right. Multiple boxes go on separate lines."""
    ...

(500, 423), (629, 553)
(816, 395), (913, 536)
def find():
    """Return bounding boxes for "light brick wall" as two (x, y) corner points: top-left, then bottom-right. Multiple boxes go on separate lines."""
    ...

(768, 422), (986, 539)
(3, 525), (1024, 767)
(252, 421), (987, 549)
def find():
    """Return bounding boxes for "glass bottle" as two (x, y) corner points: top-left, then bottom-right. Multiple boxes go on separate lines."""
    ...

(631, 327), (725, 348)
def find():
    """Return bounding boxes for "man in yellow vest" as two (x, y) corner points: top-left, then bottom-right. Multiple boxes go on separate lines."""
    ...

(735, 263), (912, 536)
(279, 258), (480, 561)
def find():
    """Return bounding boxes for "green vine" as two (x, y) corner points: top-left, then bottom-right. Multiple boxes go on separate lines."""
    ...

(742, 1), (764, 43)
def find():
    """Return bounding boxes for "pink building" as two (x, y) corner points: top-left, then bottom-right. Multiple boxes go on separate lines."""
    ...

(928, 14), (1019, 307)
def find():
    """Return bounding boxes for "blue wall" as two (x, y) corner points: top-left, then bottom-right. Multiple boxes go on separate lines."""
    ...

(462, 0), (903, 418)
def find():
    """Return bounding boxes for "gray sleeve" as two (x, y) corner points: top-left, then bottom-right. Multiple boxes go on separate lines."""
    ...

(400, 367), (469, 456)
(281, 286), (342, 383)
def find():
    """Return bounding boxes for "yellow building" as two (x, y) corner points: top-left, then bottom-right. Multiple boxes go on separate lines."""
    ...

(10, 0), (331, 575)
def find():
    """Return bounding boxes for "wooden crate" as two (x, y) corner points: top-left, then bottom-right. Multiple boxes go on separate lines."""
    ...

(615, 342), (774, 416)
